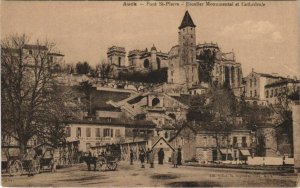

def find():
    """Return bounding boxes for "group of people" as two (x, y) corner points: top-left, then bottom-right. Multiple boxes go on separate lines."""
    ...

(171, 148), (182, 168)
(129, 148), (182, 168)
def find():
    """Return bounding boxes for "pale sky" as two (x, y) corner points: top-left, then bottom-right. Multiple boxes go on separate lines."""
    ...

(1, 1), (299, 78)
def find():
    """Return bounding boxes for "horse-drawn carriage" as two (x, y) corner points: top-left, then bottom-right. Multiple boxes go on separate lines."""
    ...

(81, 153), (118, 171)
(33, 143), (61, 172)
(7, 149), (41, 176)
(38, 148), (57, 172)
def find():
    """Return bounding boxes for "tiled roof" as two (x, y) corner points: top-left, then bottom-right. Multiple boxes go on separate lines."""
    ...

(23, 44), (48, 50)
(64, 118), (156, 128)
(265, 79), (299, 88)
(255, 72), (285, 79)
(171, 94), (192, 106)
(48, 52), (64, 57)
(90, 90), (131, 111)
(179, 11), (196, 29)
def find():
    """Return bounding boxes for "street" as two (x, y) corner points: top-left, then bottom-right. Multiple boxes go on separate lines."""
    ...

(2, 162), (299, 187)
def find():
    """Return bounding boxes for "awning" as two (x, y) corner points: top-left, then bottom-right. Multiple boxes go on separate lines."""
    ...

(240, 149), (251, 156)
(219, 149), (231, 155)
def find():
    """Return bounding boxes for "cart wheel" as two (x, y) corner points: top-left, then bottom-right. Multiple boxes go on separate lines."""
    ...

(9, 160), (23, 176)
(107, 162), (117, 171)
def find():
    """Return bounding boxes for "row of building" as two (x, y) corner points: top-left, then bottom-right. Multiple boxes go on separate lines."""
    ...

(2, 10), (299, 165)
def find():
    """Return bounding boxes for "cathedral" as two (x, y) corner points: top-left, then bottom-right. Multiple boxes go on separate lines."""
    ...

(106, 10), (243, 91)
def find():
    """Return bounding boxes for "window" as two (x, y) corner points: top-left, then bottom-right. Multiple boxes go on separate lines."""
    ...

(250, 91), (252, 97)
(254, 78), (257, 86)
(250, 79), (252, 87)
(95, 128), (101, 137)
(242, 137), (247, 147)
(76, 127), (81, 137)
(233, 137), (237, 147)
(203, 137), (207, 146)
(266, 90), (269, 98)
(66, 127), (71, 137)
(29, 50), (33, 55)
(152, 98), (160, 107)
(254, 90), (257, 97)
(171, 71), (174, 76)
(103, 129), (114, 137)
(165, 132), (168, 139)
(275, 89), (278, 97)
(103, 128), (111, 137)
(115, 129), (121, 137)
(86, 128), (91, 137)
(144, 59), (149, 68)
(118, 57), (121, 67)
(271, 90), (273, 97)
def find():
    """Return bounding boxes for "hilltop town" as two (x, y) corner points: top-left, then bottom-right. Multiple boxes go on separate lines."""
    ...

(1, 10), (300, 185)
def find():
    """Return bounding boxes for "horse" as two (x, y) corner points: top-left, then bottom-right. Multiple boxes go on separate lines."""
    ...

(80, 155), (98, 171)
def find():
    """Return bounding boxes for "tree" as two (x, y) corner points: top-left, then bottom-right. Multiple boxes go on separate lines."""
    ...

(96, 60), (114, 79)
(77, 81), (94, 116)
(1, 34), (81, 153)
(197, 49), (217, 84)
(186, 87), (237, 160)
(272, 81), (300, 156)
(75, 61), (91, 75)
(187, 86), (236, 122)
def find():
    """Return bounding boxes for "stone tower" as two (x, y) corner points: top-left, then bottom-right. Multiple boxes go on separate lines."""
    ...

(178, 11), (199, 87)
(150, 45), (158, 70)
(107, 46), (126, 67)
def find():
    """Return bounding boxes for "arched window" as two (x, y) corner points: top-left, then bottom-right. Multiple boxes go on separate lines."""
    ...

(144, 59), (150, 68)
(152, 98), (160, 107)
(156, 58), (161, 69)
(118, 57), (121, 67)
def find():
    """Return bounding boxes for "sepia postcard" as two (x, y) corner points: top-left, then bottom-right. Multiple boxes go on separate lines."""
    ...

(1, 0), (300, 187)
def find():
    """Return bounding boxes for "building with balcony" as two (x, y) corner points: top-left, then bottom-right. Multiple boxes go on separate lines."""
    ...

(64, 118), (156, 152)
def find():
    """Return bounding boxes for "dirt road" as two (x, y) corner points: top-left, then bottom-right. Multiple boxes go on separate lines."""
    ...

(2, 161), (299, 187)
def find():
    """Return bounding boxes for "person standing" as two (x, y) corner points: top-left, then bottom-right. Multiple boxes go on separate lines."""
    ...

(139, 149), (145, 168)
(158, 148), (164, 165)
(171, 149), (178, 168)
(130, 149), (134, 165)
(146, 148), (150, 164)
(177, 148), (182, 166)
(149, 149), (155, 168)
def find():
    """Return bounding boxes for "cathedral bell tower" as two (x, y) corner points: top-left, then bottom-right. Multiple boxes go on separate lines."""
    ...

(178, 11), (199, 87)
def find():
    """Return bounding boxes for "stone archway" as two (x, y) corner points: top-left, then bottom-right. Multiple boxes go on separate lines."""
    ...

(156, 58), (161, 69)
(144, 59), (150, 68)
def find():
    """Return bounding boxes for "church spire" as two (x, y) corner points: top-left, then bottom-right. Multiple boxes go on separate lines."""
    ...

(179, 10), (196, 29)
